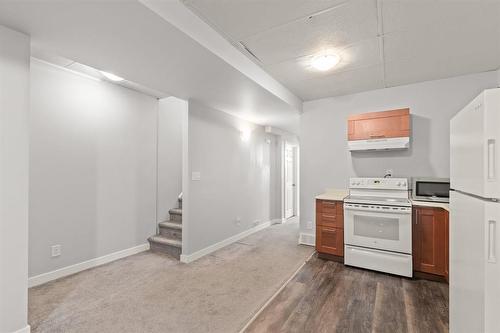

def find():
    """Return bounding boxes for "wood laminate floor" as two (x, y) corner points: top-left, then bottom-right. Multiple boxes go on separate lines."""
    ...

(244, 255), (448, 333)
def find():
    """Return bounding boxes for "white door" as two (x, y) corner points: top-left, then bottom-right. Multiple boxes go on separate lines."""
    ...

(450, 88), (500, 198)
(285, 145), (296, 219)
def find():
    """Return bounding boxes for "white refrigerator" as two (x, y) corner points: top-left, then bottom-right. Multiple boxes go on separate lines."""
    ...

(450, 88), (500, 333)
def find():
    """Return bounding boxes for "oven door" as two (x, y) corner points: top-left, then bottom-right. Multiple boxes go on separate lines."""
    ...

(344, 203), (412, 254)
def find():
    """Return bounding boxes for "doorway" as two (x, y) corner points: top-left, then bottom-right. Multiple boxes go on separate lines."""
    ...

(284, 143), (298, 220)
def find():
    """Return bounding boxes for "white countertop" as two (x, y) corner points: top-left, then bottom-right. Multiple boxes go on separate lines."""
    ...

(410, 199), (449, 212)
(315, 189), (449, 211)
(315, 189), (349, 201)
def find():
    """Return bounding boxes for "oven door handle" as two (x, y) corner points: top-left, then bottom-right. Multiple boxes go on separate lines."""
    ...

(344, 205), (411, 214)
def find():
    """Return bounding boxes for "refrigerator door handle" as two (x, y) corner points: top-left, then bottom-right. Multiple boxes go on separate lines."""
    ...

(487, 139), (496, 180)
(488, 220), (497, 263)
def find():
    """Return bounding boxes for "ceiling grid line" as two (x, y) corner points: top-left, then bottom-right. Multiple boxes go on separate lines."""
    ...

(376, 0), (386, 89)
(235, 1), (350, 41)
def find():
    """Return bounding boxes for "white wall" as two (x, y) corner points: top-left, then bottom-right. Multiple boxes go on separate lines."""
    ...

(0, 26), (30, 333)
(157, 97), (186, 221)
(29, 59), (158, 277)
(300, 71), (498, 235)
(183, 102), (276, 255)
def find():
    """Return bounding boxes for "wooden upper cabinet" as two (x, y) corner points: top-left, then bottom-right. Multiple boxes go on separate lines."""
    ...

(348, 108), (410, 141)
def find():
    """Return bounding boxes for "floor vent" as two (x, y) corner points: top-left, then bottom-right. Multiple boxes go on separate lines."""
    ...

(299, 233), (315, 246)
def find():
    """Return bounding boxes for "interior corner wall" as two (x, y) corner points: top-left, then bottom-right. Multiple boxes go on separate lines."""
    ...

(0, 25), (30, 333)
(157, 97), (186, 222)
(184, 101), (275, 255)
(28, 59), (158, 277)
(300, 71), (498, 235)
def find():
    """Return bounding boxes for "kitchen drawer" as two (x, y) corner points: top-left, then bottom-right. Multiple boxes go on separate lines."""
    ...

(316, 199), (344, 229)
(316, 226), (344, 257)
(317, 199), (343, 215)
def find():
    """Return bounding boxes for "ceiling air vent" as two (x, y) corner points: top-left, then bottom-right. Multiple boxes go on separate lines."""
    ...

(238, 41), (262, 63)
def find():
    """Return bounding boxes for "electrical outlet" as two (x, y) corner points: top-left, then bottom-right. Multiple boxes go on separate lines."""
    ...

(306, 221), (313, 230)
(191, 171), (201, 181)
(51, 245), (61, 257)
(235, 217), (241, 226)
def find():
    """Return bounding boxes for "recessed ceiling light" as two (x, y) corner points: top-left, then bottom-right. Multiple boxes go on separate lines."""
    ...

(311, 54), (340, 71)
(100, 71), (124, 82)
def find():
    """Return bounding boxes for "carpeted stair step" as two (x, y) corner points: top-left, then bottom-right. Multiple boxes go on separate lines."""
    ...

(159, 221), (182, 240)
(148, 235), (182, 259)
(169, 208), (182, 222)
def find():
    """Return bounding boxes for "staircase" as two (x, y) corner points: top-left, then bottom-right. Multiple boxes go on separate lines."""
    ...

(148, 195), (182, 259)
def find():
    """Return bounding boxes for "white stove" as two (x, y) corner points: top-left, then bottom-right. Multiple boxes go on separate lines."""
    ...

(343, 177), (413, 277)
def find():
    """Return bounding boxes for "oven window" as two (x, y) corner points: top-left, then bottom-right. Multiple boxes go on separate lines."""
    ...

(353, 215), (399, 241)
(416, 182), (450, 198)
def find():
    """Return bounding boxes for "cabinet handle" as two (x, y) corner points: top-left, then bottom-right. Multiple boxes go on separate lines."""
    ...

(488, 220), (497, 263)
(488, 139), (496, 180)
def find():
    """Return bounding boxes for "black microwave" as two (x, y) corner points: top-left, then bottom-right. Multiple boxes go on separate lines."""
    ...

(412, 178), (450, 203)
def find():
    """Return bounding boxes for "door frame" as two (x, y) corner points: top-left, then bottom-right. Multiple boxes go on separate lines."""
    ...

(283, 142), (299, 221)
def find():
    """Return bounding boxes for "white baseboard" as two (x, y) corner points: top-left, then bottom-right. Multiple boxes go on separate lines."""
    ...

(271, 218), (282, 224)
(180, 221), (272, 263)
(298, 232), (315, 246)
(28, 243), (150, 287)
(12, 325), (30, 333)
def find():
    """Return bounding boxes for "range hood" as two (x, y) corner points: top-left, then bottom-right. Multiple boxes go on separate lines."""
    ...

(348, 137), (410, 151)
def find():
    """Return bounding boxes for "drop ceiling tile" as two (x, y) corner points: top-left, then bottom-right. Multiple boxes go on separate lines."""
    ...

(385, 46), (500, 88)
(184, 0), (345, 40)
(384, 57), (445, 87)
(286, 65), (385, 101)
(384, 13), (500, 81)
(382, 0), (500, 34)
(241, 0), (378, 65)
(265, 37), (382, 83)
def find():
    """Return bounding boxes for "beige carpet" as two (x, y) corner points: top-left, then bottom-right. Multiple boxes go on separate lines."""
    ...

(29, 222), (314, 333)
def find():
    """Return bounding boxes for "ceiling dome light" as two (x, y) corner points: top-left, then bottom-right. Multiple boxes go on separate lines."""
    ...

(311, 54), (340, 71)
(100, 71), (124, 82)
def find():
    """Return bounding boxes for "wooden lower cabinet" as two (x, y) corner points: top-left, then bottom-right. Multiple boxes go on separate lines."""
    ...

(316, 199), (344, 258)
(412, 206), (449, 280)
(316, 226), (344, 256)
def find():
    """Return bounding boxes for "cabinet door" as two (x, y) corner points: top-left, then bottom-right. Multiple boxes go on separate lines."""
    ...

(444, 210), (449, 282)
(348, 108), (410, 141)
(413, 207), (446, 276)
(316, 226), (344, 256)
(316, 200), (343, 229)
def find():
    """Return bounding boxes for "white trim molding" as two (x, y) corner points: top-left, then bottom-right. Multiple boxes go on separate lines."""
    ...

(28, 243), (150, 287)
(12, 325), (30, 333)
(271, 218), (283, 225)
(180, 221), (272, 263)
(298, 233), (315, 247)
